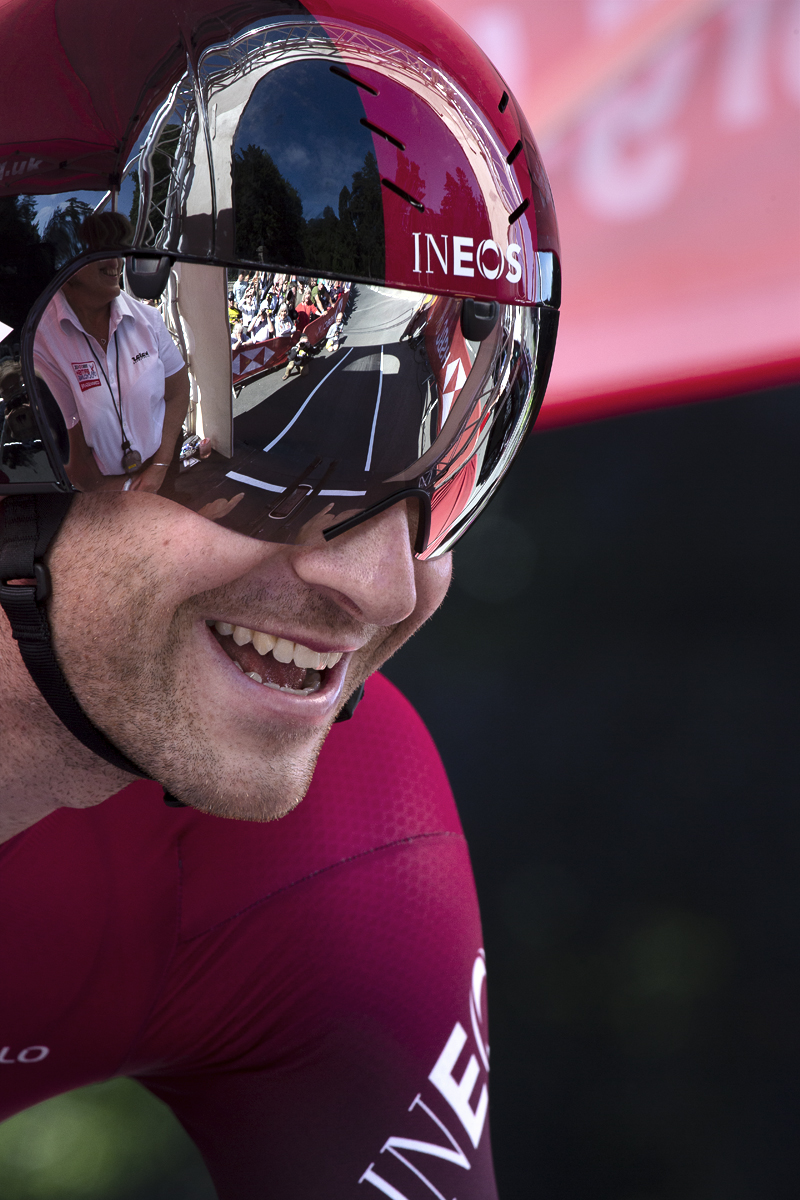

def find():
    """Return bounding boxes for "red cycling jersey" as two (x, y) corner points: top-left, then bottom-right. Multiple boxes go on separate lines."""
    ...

(0, 673), (497, 1199)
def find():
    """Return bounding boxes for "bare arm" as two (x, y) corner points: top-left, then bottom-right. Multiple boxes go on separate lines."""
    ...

(129, 366), (190, 494)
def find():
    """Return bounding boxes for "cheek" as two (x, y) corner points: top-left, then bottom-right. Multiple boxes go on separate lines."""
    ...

(50, 494), (276, 616)
(412, 553), (452, 624)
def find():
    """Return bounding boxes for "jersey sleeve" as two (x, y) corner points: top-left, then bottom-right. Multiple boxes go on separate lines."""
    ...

(137, 833), (498, 1200)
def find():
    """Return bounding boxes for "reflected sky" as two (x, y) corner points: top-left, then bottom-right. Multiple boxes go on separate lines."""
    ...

(234, 60), (375, 219)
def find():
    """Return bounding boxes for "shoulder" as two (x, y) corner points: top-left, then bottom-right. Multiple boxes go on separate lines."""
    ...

(116, 293), (170, 340)
(34, 292), (71, 346)
(116, 290), (154, 323)
(176, 674), (462, 937)
(118, 294), (184, 371)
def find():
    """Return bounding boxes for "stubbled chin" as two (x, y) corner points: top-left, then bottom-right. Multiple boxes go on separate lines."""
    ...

(161, 725), (328, 822)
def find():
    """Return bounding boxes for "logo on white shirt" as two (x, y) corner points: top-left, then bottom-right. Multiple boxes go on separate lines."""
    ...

(71, 360), (101, 392)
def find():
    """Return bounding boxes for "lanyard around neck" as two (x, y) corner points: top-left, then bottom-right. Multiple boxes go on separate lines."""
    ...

(81, 329), (132, 455)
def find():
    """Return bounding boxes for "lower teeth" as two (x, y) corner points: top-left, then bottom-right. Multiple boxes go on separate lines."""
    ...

(245, 667), (323, 695)
(262, 680), (317, 695)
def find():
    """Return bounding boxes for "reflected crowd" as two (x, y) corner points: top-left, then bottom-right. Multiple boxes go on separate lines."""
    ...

(229, 271), (348, 354)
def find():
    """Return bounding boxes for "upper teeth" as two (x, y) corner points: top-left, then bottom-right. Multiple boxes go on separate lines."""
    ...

(213, 622), (343, 671)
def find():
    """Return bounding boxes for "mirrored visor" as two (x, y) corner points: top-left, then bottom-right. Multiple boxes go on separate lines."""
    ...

(5, 253), (557, 558)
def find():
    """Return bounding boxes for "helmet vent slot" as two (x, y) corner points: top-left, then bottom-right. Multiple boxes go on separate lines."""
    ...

(329, 65), (378, 95)
(360, 119), (405, 152)
(380, 179), (425, 213)
(508, 197), (530, 225)
(498, 91), (509, 113)
(506, 140), (523, 166)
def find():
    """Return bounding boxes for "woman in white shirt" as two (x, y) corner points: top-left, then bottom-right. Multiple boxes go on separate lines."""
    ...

(34, 246), (190, 494)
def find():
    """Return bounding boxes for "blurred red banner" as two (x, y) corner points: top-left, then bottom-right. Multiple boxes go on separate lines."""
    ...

(437, 0), (800, 425)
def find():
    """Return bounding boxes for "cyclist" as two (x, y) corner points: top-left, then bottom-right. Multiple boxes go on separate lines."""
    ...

(0, 1), (559, 1195)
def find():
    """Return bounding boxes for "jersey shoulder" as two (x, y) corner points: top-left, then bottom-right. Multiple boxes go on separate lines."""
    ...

(163, 672), (462, 938)
(310, 671), (456, 834)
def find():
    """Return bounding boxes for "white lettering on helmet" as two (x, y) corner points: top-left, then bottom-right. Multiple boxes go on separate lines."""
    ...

(411, 235), (523, 284)
(452, 236), (474, 277)
(425, 233), (448, 275)
(505, 243), (522, 283)
(476, 239), (503, 280)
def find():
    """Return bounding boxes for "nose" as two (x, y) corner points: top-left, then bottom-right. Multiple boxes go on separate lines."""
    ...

(290, 501), (417, 627)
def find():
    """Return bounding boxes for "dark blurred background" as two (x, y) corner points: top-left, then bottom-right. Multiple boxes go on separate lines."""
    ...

(1, 384), (797, 1199)
(385, 383), (800, 1200)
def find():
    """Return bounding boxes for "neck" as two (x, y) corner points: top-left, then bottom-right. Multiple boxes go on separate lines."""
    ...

(63, 290), (113, 343)
(0, 616), (137, 844)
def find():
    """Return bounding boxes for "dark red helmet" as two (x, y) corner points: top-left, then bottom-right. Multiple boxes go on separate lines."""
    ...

(1, 0), (559, 557)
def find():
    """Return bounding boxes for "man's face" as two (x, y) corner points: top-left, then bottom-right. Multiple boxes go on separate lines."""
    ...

(47, 493), (451, 820)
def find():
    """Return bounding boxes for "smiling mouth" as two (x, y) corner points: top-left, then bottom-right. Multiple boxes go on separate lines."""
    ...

(208, 621), (344, 695)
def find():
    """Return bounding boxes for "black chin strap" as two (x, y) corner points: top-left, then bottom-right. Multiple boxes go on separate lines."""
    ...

(0, 493), (149, 781)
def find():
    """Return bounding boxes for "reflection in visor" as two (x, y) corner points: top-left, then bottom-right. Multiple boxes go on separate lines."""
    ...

(17, 255), (556, 558)
(225, 286), (453, 507)
(169, 278), (525, 556)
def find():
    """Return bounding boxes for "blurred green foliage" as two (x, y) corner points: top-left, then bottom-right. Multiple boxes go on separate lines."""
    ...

(0, 1079), (216, 1200)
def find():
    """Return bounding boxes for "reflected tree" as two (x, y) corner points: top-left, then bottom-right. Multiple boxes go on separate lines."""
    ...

(440, 167), (484, 232)
(233, 146), (385, 278)
(233, 143), (305, 265)
(303, 150), (384, 278)
(42, 197), (93, 268)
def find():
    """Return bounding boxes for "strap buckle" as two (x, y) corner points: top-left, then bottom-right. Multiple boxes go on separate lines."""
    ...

(0, 561), (51, 604)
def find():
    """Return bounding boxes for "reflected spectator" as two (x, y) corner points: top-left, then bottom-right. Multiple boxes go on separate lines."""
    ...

(240, 283), (258, 321)
(244, 308), (274, 344)
(33, 212), (189, 494)
(265, 286), (280, 318)
(233, 272), (248, 306)
(282, 335), (315, 380)
(310, 279), (327, 314)
(228, 293), (241, 327)
(294, 288), (317, 333)
(274, 305), (294, 337)
(326, 311), (345, 352)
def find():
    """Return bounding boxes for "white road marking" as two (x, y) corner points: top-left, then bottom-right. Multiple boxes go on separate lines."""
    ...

(224, 471), (365, 497)
(225, 471), (283, 492)
(262, 347), (353, 454)
(363, 345), (384, 473)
